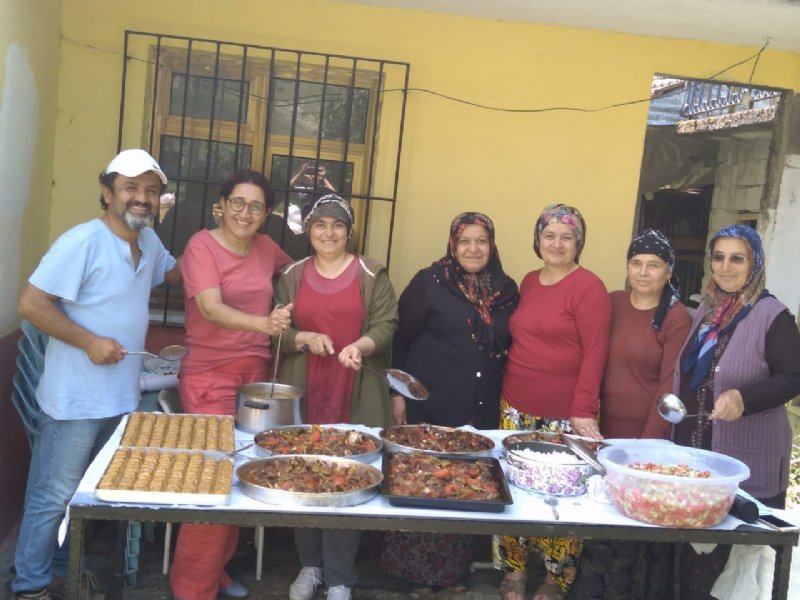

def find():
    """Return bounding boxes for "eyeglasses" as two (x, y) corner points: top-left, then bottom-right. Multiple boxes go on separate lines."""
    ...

(710, 252), (748, 265)
(227, 197), (266, 215)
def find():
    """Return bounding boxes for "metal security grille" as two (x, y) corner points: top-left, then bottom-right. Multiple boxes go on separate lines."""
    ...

(117, 31), (410, 324)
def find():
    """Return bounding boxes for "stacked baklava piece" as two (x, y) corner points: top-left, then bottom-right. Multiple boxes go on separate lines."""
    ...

(96, 412), (235, 502)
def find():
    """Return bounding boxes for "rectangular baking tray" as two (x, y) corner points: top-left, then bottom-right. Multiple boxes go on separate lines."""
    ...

(94, 448), (233, 506)
(381, 452), (513, 513)
(119, 412), (235, 453)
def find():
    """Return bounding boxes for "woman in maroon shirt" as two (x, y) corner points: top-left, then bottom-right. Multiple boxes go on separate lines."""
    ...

(495, 204), (611, 600)
(569, 229), (690, 600)
(600, 228), (691, 439)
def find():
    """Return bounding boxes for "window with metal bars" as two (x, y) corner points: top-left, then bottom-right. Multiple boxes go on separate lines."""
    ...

(116, 31), (410, 324)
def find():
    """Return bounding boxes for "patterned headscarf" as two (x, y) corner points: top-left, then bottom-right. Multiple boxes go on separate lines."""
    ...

(533, 204), (586, 263)
(681, 224), (767, 393)
(434, 212), (519, 355)
(627, 228), (681, 331)
(302, 194), (354, 238)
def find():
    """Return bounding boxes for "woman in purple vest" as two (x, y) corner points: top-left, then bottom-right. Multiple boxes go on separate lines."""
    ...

(671, 224), (800, 597)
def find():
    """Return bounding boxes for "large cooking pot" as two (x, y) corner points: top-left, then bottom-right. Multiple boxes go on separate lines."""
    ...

(235, 383), (304, 434)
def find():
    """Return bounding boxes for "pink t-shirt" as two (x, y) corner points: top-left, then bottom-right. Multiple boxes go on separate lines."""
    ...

(181, 229), (292, 374)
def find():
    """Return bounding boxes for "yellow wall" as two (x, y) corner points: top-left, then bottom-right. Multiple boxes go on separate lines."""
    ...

(52, 0), (800, 293)
(0, 0), (61, 335)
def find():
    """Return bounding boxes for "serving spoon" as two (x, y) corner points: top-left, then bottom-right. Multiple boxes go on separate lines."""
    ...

(125, 344), (188, 361)
(545, 496), (560, 521)
(360, 365), (430, 401)
(657, 393), (712, 424)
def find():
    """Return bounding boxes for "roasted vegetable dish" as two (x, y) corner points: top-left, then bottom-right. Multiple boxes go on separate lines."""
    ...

(382, 424), (494, 453)
(254, 425), (379, 457)
(387, 453), (501, 501)
(244, 456), (381, 493)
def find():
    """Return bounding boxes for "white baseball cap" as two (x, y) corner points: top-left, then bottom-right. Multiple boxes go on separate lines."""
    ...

(104, 149), (168, 185)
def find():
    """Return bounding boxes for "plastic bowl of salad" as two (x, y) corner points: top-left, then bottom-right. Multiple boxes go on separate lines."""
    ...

(597, 441), (750, 528)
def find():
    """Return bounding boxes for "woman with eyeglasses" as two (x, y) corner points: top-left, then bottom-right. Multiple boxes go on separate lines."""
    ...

(273, 194), (398, 600)
(669, 224), (800, 598)
(170, 170), (293, 600)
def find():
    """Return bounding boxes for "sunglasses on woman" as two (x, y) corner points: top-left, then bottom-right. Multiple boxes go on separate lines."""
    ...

(710, 252), (748, 265)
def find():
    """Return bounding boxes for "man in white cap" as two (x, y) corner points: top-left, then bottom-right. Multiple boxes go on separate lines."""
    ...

(12, 149), (181, 600)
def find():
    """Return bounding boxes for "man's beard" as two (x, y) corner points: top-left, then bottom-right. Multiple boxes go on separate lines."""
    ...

(123, 203), (154, 230)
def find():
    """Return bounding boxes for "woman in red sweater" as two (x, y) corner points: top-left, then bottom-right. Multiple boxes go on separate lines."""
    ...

(495, 204), (611, 600)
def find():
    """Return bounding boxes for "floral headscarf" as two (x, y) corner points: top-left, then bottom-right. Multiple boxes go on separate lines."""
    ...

(533, 203), (586, 263)
(681, 224), (767, 393)
(627, 228), (681, 331)
(434, 212), (519, 355)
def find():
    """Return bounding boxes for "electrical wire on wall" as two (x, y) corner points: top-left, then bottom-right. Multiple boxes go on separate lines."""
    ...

(60, 35), (774, 115)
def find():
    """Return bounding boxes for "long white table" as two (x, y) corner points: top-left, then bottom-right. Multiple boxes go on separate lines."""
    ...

(66, 422), (799, 599)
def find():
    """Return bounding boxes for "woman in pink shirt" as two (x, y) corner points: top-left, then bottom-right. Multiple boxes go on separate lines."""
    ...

(170, 170), (293, 600)
(495, 204), (611, 600)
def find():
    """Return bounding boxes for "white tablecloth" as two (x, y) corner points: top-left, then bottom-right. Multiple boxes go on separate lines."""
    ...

(71, 418), (798, 532)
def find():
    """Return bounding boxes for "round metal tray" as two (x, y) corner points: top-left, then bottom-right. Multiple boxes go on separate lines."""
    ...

(379, 424), (494, 457)
(501, 431), (564, 452)
(236, 454), (383, 507)
(252, 425), (383, 464)
(501, 431), (606, 455)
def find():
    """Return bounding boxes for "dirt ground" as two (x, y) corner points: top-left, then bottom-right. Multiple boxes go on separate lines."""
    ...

(2, 524), (524, 600)
(4, 514), (798, 599)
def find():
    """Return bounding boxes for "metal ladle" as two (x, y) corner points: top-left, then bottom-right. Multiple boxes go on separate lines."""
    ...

(126, 344), (188, 361)
(360, 365), (429, 401)
(657, 393), (712, 424)
(269, 303), (286, 398)
(269, 332), (282, 398)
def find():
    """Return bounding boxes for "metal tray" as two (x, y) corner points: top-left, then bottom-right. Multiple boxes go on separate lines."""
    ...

(94, 448), (233, 506)
(381, 452), (513, 513)
(119, 412), (236, 453)
(236, 454), (383, 507)
(252, 425), (383, 464)
(501, 431), (606, 454)
(379, 424), (495, 457)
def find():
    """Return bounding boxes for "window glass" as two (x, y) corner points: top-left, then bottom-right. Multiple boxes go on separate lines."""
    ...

(159, 135), (252, 182)
(169, 74), (250, 122)
(269, 79), (369, 143)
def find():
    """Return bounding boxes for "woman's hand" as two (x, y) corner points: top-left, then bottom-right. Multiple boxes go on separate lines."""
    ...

(339, 344), (363, 370)
(569, 416), (603, 440)
(709, 389), (745, 421)
(267, 303), (294, 335)
(304, 333), (335, 356)
(391, 394), (407, 425)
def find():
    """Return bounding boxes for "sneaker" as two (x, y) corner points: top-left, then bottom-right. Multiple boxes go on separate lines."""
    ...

(326, 585), (351, 600)
(289, 567), (322, 600)
(219, 579), (249, 599)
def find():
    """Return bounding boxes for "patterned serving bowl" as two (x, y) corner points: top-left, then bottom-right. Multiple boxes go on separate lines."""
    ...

(505, 440), (595, 497)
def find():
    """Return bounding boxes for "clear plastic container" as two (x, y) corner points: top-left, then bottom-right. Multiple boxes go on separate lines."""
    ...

(597, 441), (750, 528)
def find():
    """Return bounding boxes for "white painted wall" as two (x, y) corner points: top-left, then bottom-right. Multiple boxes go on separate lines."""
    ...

(0, 44), (38, 329)
(709, 136), (771, 233)
(765, 153), (800, 316)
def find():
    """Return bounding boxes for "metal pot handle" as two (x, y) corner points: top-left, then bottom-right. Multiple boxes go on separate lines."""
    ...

(244, 400), (272, 410)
